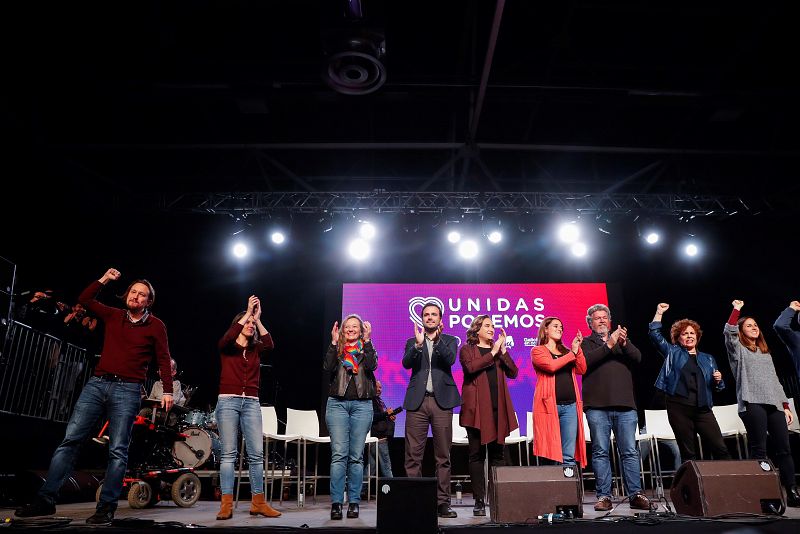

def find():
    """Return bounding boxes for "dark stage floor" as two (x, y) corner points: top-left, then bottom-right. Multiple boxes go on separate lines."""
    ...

(3, 492), (799, 533)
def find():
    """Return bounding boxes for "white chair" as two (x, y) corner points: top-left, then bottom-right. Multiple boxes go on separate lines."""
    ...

(451, 412), (470, 490)
(504, 413), (528, 466)
(644, 409), (677, 494)
(712, 404), (745, 458)
(362, 432), (379, 502)
(260, 406), (301, 506)
(525, 411), (536, 466)
(285, 408), (330, 506)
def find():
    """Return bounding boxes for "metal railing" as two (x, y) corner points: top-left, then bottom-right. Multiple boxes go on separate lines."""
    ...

(0, 320), (94, 422)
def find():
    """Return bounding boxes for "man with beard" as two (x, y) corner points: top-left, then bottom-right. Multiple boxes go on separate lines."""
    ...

(580, 304), (650, 512)
(16, 267), (174, 525)
(402, 302), (461, 518)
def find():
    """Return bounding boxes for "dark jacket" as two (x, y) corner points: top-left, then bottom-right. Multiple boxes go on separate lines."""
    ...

(774, 307), (800, 377)
(580, 331), (641, 410)
(648, 322), (725, 405)
(323, 341), (378, 399)
(402, 333), (461, 410)
(459, 344), (519, 444)
(370, 396), (395, 439)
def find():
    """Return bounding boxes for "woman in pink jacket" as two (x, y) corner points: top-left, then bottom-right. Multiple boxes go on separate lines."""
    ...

(531, 316), (587, 467)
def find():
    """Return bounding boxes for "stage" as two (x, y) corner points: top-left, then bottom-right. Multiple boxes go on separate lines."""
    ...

(3, 492), (800, 533)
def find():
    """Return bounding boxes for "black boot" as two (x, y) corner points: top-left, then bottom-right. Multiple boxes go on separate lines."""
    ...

(86, 504), (115, 525)
(15, 498), (55, 518)
(787, 486), (800, 507)
(330, 503), (343, 520)
(473, 498), (486, 517)
(347, 502), (360, 518)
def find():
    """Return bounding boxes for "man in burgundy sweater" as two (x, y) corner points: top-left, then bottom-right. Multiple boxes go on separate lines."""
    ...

(16, 267), (174, 525)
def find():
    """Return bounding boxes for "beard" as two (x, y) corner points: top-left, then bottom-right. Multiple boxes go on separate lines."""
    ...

(594, 325), (609, 336)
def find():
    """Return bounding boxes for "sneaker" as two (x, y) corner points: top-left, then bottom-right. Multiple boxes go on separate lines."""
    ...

(437, 503), (457, 518)
(86, 505), (115, 525)
(594, 496), (613, 512)
(15, 498), (56, 518)
(473, 498), (486, 517)
(629, 492), (651, 511)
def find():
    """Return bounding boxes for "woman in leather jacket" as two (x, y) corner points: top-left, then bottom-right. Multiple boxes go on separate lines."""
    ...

(649, 303), (730, 462)
(323, 314), (377, 520)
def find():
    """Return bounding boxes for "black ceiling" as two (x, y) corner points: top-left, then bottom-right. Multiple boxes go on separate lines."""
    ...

(6, 0), (800, 209)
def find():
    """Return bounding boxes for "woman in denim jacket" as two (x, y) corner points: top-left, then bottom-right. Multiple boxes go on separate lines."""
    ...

(649, 303), (731, 462)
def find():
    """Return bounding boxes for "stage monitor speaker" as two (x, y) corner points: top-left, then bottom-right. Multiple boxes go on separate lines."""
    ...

(489, 465), (583, 523)
(670, 460), (785, 516)
(377, 477), (437, 533)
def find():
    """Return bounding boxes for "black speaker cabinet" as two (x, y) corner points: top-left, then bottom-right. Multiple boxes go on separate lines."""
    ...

(377, 477), (437, 533)
(489, 465), (583, 523)
(670, 460), (785, 516)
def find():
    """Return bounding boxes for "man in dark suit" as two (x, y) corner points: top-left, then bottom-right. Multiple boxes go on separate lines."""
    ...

(402, 302), (461, 518)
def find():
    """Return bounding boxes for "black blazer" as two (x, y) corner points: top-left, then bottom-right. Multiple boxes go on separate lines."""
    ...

(402, 333), (462, 410)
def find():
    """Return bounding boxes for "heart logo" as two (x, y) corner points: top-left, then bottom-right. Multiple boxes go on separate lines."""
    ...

(408, 296), (445, 327)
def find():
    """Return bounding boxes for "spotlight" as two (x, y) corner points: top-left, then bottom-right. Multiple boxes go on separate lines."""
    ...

(271, 231), (285, 245)
(558, 223), (580, 244)
(458, 240), (479, 260)
(232, 243), (248, 258)
(348, 238), (370, 261)
(645, 232), (660, 245)
(447, 231), (462, 244)
(359, 222), (376, 239)
(570, 242), (588, 257)
(487, 231), (502, 244)
(684, 243), (699, 257)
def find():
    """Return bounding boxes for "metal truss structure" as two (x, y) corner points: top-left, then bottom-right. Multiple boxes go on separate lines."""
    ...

(157, 191), (769, 218)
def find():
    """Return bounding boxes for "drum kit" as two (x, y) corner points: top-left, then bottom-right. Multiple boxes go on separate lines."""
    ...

(170, 407), (221, 470)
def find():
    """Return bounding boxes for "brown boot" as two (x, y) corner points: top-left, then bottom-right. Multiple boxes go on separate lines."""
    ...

(216, 494), (233, 520)
(250, 493), (281, 518)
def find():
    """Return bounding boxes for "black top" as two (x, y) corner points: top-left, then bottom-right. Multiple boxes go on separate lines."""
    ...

(551, 351), (577, 404)
(669, 355), (708, 407)
(478, 346), (499, 411)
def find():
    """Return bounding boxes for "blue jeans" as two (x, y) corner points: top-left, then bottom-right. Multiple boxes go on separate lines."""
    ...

(558, 403), (578, 465)
(585, 408), (642, 498)
(326, 398), (373, 504)
(39, 376), (141, 511)
(216, 396), (264, 495)
(363, 439), (393, 486)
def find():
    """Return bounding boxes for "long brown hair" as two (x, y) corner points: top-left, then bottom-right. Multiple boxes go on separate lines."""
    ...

(337, 314), (365, 356)
(737, 316), (770, 353)
(670, 318), (702, 346)
(537, 316), (568, 354)
(230, 311), (261, 346)
(466, 315), (491, 345)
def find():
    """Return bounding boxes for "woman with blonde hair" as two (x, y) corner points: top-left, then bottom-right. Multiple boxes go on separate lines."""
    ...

(530, 316), (586, 467)
(323, 314), (377, 520)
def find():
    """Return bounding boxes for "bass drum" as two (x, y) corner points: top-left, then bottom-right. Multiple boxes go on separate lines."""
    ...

(172, 426), (214, 468)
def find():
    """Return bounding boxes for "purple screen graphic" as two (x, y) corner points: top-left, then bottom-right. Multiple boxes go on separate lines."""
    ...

(341, 283), (609, 437)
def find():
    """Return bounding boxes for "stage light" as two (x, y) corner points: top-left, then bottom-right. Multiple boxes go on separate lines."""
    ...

(458, 240), (479, 260)
(487, 231), (502, 244)
(232, 243), (248, 258)
(645, 232), (660, 245)
(359, 222), (376, 239)
(558, 223), (580, 244)
(447, 231), (461, 244)
(684, 243), (699, 257)
(271, 231), (285, 245)
(348, 238), (370, 261)
(570, 242), (587, 257)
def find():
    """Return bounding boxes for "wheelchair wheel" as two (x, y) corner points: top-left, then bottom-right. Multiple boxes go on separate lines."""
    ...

(95, 483), (103, 502)
(127, 481), (153, 509)
(171, 472), (200, 507)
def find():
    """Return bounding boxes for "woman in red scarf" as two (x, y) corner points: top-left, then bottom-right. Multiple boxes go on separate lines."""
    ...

(323, 314), (378, 520)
